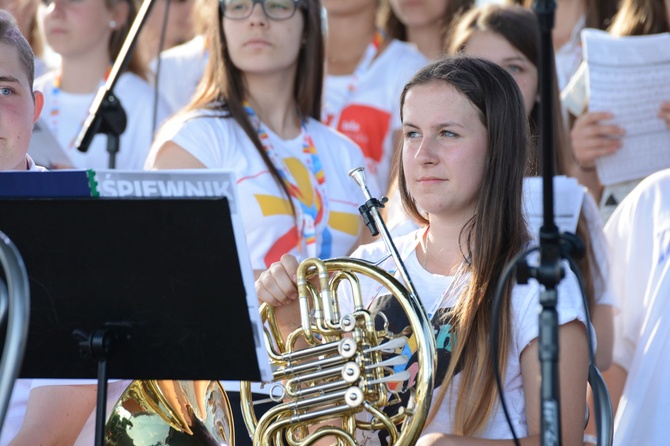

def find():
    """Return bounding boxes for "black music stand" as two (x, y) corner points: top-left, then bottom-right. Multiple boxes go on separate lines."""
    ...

(0, 197), (265, 445)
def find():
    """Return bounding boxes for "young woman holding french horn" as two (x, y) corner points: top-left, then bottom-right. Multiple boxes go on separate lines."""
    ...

(256, 57), (591, 445)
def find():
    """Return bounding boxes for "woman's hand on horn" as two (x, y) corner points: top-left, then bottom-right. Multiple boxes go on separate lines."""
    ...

(256, 254), (300, 307)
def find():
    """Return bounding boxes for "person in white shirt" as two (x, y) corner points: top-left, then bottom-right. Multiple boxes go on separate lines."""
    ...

(447, 3), (614, 371)
(257, 57), (590, 445)
(146, 0), (377, 443)
(519, 0), (617, 91)
(564, 0), (670, 222)
(322, 0), (428, 194)
(143, 0), (203, 117)
(140, 0), (196, 62)
(378, 0), (474, 60)
(603, 168), (670, 446)
(32, 0), (169, 170)
(149, 33), (207, 114)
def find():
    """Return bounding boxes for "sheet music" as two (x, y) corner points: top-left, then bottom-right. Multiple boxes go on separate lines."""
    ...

(523, 176), (584, 237)
(93, 169), (273, 382)
(582, 29), (670, 185)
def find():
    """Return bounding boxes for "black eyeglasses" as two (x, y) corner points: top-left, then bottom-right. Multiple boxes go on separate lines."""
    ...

(220, 0), (300, 21)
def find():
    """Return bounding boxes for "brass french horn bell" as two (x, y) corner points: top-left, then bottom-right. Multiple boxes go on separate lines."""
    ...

(105, 379), (234, 445)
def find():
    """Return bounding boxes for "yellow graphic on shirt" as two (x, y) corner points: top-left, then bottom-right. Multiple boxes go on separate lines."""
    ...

(253, 157), (361, 263)
(328, 211), (360, 236)
(284, 157), (314, 206)
(255, 194), (293, 216)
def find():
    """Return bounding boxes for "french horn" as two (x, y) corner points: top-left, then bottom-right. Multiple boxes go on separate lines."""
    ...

(106, 167), (436, 445)
(239, 167), (436, 445)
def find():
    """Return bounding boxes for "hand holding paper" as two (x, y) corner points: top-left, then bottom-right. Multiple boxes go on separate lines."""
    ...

(582, 29), (670, 185)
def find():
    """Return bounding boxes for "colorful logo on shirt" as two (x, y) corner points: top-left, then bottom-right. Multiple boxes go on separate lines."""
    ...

(367, 295), (458, 446)
(250, 160), (360, 267)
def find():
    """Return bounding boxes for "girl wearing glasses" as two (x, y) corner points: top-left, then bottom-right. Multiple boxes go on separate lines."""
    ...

(148, 0), (374, 279)
(145, 0), (377, 443)
(32, 0), (170, 169)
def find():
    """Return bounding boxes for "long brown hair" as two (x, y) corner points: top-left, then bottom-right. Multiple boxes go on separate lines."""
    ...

(608, 0), (670, 35)
(379, 0), (474, 53)
(447, 4), (602, 313)
(183, 0), (324, 207)
(398, 56), (531, 435)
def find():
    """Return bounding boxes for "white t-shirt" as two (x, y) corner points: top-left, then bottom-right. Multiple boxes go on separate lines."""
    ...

(581, 191), (615, 307)
(386, 188), (614, 307)
(33, 71), (170, 170)
(342, 230), (589, 442)
(0, 380), (31, 446)
(324, 40), (428, 193)
(604, 168), (670, 446)
(150, 35), (208, 114)
(34, 57), (49, 80)
(25, 155), (46, 172)
(555, 15), (585, 91)
(149, 108), (380, 398)
(149, 108), (379, 269)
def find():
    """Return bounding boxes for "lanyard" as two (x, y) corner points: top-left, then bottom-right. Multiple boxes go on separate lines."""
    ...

(243, 102), (328, 258)
(324, 29), (386, 129)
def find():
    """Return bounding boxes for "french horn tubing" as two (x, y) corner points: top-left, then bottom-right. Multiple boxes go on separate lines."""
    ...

(0, 231), (30, 429)
(239, 167), (437, 445)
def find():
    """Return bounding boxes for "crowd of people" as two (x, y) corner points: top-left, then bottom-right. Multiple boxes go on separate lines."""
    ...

(0, 0), (669, 444)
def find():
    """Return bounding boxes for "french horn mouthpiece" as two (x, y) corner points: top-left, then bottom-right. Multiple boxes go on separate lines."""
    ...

(348, 167), (373, 201)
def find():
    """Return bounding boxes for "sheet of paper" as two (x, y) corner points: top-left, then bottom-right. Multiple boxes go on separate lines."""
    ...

(581, 29), (670, 185)
(523, 176), (584, 238)
(93, 169), (273, 382)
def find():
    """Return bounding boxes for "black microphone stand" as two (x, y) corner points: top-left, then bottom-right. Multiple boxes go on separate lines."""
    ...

(73, 325), (129, 446)
(70, 1), (156, 443)
(525, 0), (564, 445)
(73, 0), (157, 169)
(535, 0), (564, 443)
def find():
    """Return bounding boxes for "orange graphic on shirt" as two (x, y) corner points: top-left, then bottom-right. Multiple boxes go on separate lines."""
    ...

(336, 104), (391, 163)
